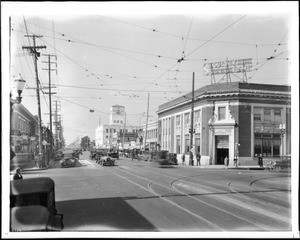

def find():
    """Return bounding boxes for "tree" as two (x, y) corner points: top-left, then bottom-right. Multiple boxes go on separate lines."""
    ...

(80, 136), (90, 150)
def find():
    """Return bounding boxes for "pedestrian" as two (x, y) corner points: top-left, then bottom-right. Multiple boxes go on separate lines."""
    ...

(189, 151), (194, 166)
(181, 154), (185, 165)
(224, 156), (229, 169)
(131, 149), (134, 161)
(13, 167), (23, 180)
(234, 155), (238, 168)
(196, 152), (201, 166)
(258, 154), (263, 167)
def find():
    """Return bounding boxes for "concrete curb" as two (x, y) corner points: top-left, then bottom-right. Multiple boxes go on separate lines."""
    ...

(10, 159), (56, 174)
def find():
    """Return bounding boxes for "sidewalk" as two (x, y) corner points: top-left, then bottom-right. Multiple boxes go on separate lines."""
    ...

(181, 164), (266, 170)
(10, 158), (57, 174)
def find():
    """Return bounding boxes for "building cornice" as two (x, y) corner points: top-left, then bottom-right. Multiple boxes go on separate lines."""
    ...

(157, 87), (291, 114)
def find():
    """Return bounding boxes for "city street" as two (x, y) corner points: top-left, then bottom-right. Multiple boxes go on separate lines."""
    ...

(22, 151), (291, 232)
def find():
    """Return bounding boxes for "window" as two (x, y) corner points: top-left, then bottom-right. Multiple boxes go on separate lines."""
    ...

(185, 135), (190, 153)
(176, 115), (180, 127)
(254, 108), (261, 121)
(176, 135), (181, 154)
(218, 107), (226, 120)
(120, 121), (123, 124)
(194, 110), (200, 123)
(254, 133), (282, 157)
(106, 129), (108, 133)
(274, 109), (282, 123)
(184, 113), (190, 126)
(264, 108), (271, 122)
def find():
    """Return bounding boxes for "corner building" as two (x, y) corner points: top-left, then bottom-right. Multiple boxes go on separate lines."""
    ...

(157, 82), (291, 166)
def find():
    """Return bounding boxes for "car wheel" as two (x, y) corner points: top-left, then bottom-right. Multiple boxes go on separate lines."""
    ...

(275, 166), (282, 171)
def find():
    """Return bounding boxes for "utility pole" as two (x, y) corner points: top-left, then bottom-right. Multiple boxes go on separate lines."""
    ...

(189, 72), (195, 166)
(122, 113), (126, 150)
(22, 35), (46, 168)
(143, 93), (150, 151)
(42, 54), (57, 164)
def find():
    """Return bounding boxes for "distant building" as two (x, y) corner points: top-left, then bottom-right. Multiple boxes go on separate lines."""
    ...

(95, 105), (142, 149)
(142, 120), (158, 151)
(157, 82), (291, 166)
(109, 105), (125, 126)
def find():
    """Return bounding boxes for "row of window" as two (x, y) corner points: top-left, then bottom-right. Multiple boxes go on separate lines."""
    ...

(113, 120), (123, 124)
(145, 129), (157, 139)
(254, 107), (282, 122)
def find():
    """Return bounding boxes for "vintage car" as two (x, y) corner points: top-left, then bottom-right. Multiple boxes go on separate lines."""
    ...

(93, 149), (109, 162)
(60, 150), (76, 168)
(108, 151), (119, 159)
(266, 155), (291, 171)
(139, 151), (152, 162)
(152, 150), (178, 166)
(10, 177), (63, 231)
(54, 149), (64, 161)
(98, 156), (115, 166)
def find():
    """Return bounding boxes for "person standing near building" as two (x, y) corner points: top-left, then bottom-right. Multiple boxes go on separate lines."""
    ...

(189, 151), (194, 166)
(181, 154), (185, 165)
(196, 152), (201, 166)
(224, 156), (229, 169)
(258, 154), (263, 167)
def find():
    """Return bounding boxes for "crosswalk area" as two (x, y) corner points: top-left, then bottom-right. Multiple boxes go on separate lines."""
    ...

(79, 159), (95, 167)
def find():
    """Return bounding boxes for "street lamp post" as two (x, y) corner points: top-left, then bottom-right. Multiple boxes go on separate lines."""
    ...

(279, 123), (286, 159)
(14, 74), (26, 103)
(10, 74), (26, 160)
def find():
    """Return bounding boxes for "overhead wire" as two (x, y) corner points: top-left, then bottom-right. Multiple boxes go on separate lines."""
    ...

(185, 15), (248, 58)
(249, 30), (289, 81)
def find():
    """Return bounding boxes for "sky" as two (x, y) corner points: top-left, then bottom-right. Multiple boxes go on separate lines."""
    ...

(2, 2), (299, 146)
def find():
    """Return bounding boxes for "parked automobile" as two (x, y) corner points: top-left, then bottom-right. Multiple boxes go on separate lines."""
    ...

(266, 155), (291, 172)
(93, 149), (109, 163)
(98, 156), (115, 166)
(54, 149), (64, 161)
(108, 151), (119, 159)
(10, 177), (63, 231)
(60, 150), (76, 168)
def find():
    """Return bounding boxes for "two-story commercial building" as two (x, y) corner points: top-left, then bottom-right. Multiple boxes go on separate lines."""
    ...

(157, 82), (291, 166)
(10, 99), (39, 169)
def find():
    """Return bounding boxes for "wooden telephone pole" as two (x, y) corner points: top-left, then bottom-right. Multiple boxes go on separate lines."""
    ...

(143, 93), (150, 150)
(22, 35), (46, 168)
(42, 54), (57, 163)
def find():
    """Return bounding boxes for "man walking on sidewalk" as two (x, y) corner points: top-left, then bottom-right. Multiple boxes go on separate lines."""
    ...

(196, 152), (201, 166)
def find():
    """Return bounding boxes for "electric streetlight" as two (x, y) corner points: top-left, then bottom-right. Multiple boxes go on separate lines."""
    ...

(14, 74), (26, 103)
(10, 74), (26, 161)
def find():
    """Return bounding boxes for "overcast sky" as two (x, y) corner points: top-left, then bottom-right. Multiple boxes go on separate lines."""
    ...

(2, 2), (299, 145)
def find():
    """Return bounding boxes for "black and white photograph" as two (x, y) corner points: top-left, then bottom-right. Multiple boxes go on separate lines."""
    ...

(1, 1), (299, 238)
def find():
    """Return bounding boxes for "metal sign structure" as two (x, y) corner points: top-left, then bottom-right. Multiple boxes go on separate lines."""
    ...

(203, 58), (252, 84)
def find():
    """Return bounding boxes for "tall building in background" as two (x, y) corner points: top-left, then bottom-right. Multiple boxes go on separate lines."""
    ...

(95, 105), (141, 149)
(109, 105), (125, 126)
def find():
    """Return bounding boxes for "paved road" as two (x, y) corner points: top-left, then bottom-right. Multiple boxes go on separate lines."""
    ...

(23, 151), (291, 232)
